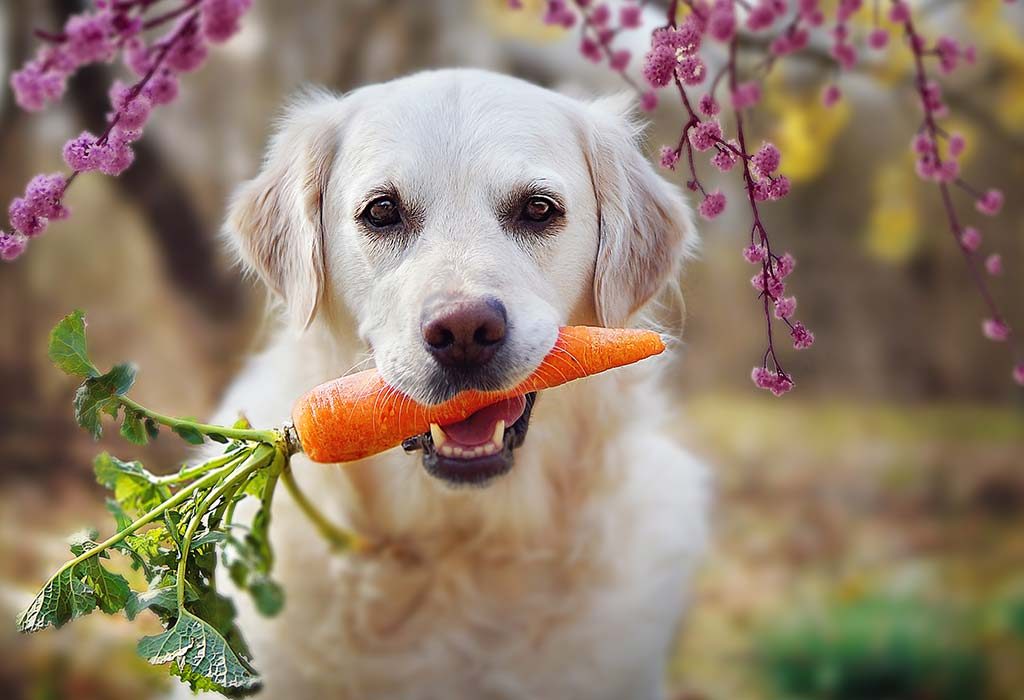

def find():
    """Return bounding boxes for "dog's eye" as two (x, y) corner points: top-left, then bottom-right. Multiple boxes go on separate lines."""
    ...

(520, 196), (558, 224)
(362, 197), (402, 228)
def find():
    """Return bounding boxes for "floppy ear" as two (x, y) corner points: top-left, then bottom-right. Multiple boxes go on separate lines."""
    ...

(583, 95), (698, 327)
(226, 89), (346, 328)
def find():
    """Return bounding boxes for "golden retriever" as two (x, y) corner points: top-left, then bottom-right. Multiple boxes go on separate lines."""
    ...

(200, 68), (709, 700)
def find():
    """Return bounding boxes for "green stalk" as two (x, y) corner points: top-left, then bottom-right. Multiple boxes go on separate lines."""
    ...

(176, 444), (275, 608)
(42, 452), (252, 586)
(118, 396), (281, 444)
(280, 466), (366, 552)
(153, 450), (248, 485)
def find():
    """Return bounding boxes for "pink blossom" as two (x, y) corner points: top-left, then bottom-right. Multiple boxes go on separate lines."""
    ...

(976, 189), (1004, 216)
(619, 4), (642, 28)
(0, 231), (27, 261)
(912, 133), (933, 155)
(609, 49), (631, 72)
(109, 82), (153, 130)
(640, 90), (658, 112)
(868, 28), (890, 50)
(831, 42), (857, 70)
(731, 82), (762, 109)
(63, 131), (103, 172)
(201, 0), (253, 43)
(959, 227), (982, 252)
(751, 367), (794, 396)
(752, 142), (781, 176)
(751, 269), (785, 298)
(677, 54), (707, 86)
(659, 146), (680, 170)
(985, 254), (1003, 276)
(773, 252), (796, 278)
(8, 198), (45, 237)
(698, 93), (719, 116)
(707, 4), (737, 42)
(790, 322), (815, 350)
(652, 23), (700, 54)
(948, 133), (966, 158)
(580, 38), (602, 63)
(936, 36), (960, 74)
(10, 61), (67, 112)
(921, 80), (943, 112)
(590, 4), (611, 26)
(774, 296), (797, 319)
(712, 140), (740, 171)
(97, 136), (135, 176)
(25, 174), (68, 220)
(1013, 364), (1024, 387)
(982, 318), (1010, 342)
(64, 12), (116, 65)
(166, 22), (209, 73)
(769, 175), (791, 200)
(142, 69), (180, 105)
(889, 1), (911, 22)
(822, 83), (842, 108)
(689, 120), (722, 151)
(642, 45), (677, 88)
(743, 244), (767, 264)
(699, 191), (727, 220)
(746, 2), (777, 31)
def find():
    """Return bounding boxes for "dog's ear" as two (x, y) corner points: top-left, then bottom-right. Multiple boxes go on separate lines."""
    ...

(582, 94), (698, 327)
(226, 89), (346, 329)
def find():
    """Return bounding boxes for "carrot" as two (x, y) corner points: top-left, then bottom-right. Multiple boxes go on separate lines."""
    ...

(291, 326), (665, 464)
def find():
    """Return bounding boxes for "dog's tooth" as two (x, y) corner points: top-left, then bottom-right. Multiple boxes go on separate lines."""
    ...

(452, 446), (464, 457)
(473, 446), (485, 457)
(439, 444), (454, 457)
(491, 420), (505, 447)
(482, 442), (496, 455)
(430, 423), (447, 448)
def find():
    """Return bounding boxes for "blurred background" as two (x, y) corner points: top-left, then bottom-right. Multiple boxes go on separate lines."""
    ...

(1, 0), (1023, 698)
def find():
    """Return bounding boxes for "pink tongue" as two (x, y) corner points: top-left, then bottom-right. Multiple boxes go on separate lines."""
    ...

(441, 395), (526, 446)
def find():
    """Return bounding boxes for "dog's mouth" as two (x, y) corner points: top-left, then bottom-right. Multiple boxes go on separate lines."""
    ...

(402, 393), (537, 487)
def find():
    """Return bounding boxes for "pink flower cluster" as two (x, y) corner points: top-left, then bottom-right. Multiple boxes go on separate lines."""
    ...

(513, 0), (1021, 393)
(2, 0), (252, 261)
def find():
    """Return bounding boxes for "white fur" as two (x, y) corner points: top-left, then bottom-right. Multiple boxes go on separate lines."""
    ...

(187, 69), (710, 700)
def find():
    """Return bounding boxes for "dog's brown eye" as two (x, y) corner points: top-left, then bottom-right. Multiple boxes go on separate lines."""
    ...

(521, 196), (557, 224)
(363, 197), (402, 228)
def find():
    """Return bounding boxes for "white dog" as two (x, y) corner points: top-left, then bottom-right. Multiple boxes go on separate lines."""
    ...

(201, 69), (709, 700)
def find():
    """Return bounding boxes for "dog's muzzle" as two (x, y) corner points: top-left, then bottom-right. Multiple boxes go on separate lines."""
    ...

(402, 393), (537, 486)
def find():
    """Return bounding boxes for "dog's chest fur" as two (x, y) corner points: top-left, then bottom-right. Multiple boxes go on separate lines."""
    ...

(202, 332), (709, 700)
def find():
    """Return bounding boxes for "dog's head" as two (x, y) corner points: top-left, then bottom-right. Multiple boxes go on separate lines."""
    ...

(228, 70), (695, 487)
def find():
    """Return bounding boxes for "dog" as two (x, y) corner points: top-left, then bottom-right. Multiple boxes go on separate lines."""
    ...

(199, 68), (710, 700)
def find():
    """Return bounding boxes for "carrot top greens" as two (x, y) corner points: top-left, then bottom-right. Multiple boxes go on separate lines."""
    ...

(17, 311), (352, 695)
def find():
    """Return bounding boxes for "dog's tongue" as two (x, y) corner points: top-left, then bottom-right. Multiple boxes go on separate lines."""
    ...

(440, 395), (526, 446)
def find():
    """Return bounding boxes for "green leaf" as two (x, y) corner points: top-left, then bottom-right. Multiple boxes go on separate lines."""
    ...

(48, 310), (99, 378)
(16, 567), (97, 633)
(172, 424), (205, 445)
(74, 363), (137, 439)
(120, 409), (148, 445)
(82, 558), (131, 615)
(125, 585), (178, 621)
(138, 610), (260, 694)
(94, 453), (172, 516)
(248, 577), (284, 617)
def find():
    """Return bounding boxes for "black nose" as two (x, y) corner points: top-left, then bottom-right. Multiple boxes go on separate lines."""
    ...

(422, 297), (507, 369)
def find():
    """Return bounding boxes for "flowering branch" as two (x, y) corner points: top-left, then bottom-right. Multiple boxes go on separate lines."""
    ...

(513, 0), (1022, 391)
(1, 0), (253, 262)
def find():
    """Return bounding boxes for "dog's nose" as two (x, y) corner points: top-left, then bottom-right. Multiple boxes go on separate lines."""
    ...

(422, 297), (507, 368)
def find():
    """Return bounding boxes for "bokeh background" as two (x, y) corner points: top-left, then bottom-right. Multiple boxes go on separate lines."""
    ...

(1, 1), (1023, 698)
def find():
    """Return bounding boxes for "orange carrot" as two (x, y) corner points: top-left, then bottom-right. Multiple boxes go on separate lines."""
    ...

(291, 326), (665, 464)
